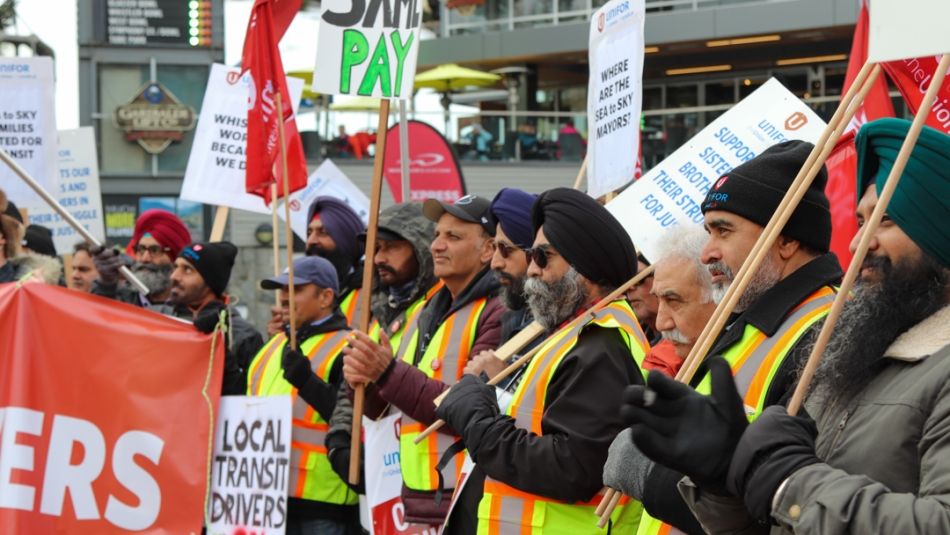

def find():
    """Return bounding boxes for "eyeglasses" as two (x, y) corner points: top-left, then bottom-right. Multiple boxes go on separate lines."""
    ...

(524, 244), (557, 269)
(135, 244), (170, 256)
(493, 241), (523, 260)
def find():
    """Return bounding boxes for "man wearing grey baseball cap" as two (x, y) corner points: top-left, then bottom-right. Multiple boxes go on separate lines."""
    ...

(247, 256), (360, 534)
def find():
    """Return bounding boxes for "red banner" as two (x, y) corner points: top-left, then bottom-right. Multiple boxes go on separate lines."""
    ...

(824, 130), (859, 270)
(844, 0), (894, 133)
(241, 0), (308, 204)
(383, 120), (467, 203)
(882, 56), (950, 135)
(0, 283), (224, 534)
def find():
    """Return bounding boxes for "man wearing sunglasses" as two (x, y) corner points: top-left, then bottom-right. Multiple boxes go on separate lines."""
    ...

(342, 194), (505, 526)
(436, 187), (651, 534)
(91, 208), (192, 306)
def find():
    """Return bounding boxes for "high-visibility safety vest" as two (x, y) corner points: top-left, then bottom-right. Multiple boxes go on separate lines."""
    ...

(636, 286), (836, 535)
(339, 287), (363, 327)
(246, 330), (358, 506)
(397, 295), (489, 492)
(368, 281), (445, 350)
(477, 300), (650, 535)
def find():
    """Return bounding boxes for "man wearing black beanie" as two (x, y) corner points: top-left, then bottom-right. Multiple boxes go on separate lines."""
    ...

(615, 140), (846, 534)
(436, 187), (652, 534)
(154, 241), (264, 395)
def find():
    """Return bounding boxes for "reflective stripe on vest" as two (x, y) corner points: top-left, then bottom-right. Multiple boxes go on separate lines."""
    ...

(246, 329), (358, 505)
(696, 286), (836, 418)
(340, 288), (362, 327)
(369, 281), (445, 349)
(635, 511), (687, 535)
(477, 300), (650, 534)
(398, 296), (488, 492)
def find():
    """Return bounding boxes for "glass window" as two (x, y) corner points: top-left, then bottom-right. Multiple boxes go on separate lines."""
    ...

(156, 64), (209, 172)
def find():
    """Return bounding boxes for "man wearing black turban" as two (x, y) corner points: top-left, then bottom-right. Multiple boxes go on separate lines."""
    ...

(436, 188), (652, 534)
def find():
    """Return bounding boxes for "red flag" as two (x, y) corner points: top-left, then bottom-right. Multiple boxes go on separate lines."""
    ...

(881, 56), (950, 135)
(843, 0), (894, 133)
(240, 0), (307, 204)
(824, 130), (859, 269)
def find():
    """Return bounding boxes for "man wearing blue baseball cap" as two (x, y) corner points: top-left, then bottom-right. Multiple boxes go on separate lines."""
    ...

(247, 256), (360, 534)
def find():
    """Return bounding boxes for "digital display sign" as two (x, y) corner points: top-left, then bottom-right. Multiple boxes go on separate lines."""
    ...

(105, 0), (212, 47)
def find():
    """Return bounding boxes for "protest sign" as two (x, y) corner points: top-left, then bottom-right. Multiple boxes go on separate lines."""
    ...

(312, 0), (424, 99)
(587, 0), (644, 199)
(867, 0), (950, 63)
(605, 78), (826, 261)
(277, 159), (370, 241)
(208, 396), (292, 535)
(363, 413), (437, 535)
(181, 63), (304, 214)
(0, 283), (224, 533)
(27, 128), (105, 253)
(0, 57), (58, 210)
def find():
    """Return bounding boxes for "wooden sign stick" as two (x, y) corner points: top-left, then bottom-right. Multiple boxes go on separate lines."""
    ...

(349, 99), (392, 485)
(787, 53), (950, 416)
(413, 265), (656, 444)
(209, 206), (230, 242)
(275, 93), (299, 352)
(572, 155), (589, 190)
(270, 183), (282, 308)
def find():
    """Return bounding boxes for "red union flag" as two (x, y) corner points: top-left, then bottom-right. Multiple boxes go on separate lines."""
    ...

(0, 283), (224, 533)
(241, 0), (307, 204)
(843, 0), (894, 134)
(882, 56), (950, 135)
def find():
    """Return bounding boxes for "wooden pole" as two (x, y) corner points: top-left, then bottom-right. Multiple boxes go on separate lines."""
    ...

(63, 253), (74, 288)
(275, 92), (299, 351)
(271, 183), (282, 308)
(572, 155), (588, 190)
(413, 265), (657, 443)
(787, 54), (950, 416)
(209, 206), (230, 242)
(349, 98), (392, 485)
(0, 148), (149, 295)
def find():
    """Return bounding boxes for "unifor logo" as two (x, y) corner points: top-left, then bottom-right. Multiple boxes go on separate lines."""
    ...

(226, 70), (241, 85)
(289, 199), (302, 211)
(597, 12), (605, 32)
(784, 111), (808, 131)
(714, 176), (728, 190)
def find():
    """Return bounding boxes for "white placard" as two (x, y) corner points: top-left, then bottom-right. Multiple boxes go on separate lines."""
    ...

(181, 64), (304, 214)
(27, 128), (105, 253)
(606, 78), (826, 261)
(868, 0), (950, 62)
(0, 57), (58, 210)
(312, 0), (423, 99)
(587, 0), (645, 199)
(208, 396), (292, 535)
(277, 159), (370, 241)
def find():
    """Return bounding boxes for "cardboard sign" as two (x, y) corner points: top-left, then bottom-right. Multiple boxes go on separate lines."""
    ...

(605, 78), (826, 261)
(0, 57), (58, 210)
(180, 63), (304, 214)
(0, 283), (224, 533)
(208, 396), (292, 535)
(312, 0), (424, 99)
(276, 159), (370, 241)
(868, 0), (950, 62)
(587, 0), (644, 199)
(27, 128), (105, 253)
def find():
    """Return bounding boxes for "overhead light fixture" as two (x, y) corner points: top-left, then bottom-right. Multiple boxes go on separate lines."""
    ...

(775, 54), (848, 66)
(645, 46), (659, 54)
(706, 34), (781, 47)
(666, 64), (732, 76)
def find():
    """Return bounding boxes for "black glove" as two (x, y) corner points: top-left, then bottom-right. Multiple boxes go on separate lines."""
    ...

(435, 374), (500, 458)
(281, 346), (314, 389)
(91, 245), (123, 286)
(194, 302), (228, 334)
(727, 405), (820, 521)
(621, 357), (748, 494)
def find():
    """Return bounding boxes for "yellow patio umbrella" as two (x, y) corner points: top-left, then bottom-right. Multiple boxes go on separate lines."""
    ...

(287, 70), (320, 101)
(415, 63), (501, 133)
(330, 96), (382, 111)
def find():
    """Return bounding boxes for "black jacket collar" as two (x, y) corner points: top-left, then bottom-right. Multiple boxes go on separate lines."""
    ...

(289, 311), (350, 342)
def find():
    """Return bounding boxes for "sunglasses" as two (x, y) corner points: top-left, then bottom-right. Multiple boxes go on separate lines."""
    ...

(135, 244), (170, 256)
(493, 240), (523, 260)
(524, 244), (557, 269)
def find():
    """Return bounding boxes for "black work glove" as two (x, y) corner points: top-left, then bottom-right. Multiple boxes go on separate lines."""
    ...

(727, 405), (820, 521)
(194, 301), (228, 334)
(435, 374), (500, 458)
(91, 245), (123, 286)
(621, 357), (748, 494)
(281, 345), (314, 390)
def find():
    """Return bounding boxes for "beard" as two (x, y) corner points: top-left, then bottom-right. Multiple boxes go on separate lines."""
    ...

(307, 244), (356, 282)
(132, 262), (172, 297)
(524, 267), (588, 330)
(707, 256), (782, 312)
(494, 269), (527, 310)
(809, 251), (949, 407)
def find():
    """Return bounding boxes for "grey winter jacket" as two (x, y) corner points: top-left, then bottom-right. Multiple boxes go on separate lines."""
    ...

(681, 304), (950, 534)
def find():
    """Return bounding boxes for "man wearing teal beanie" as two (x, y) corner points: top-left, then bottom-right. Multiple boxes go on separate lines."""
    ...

(667, 117), (950, 533)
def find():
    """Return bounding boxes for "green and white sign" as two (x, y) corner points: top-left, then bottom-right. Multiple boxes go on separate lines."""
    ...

(312, 0), (423, 99)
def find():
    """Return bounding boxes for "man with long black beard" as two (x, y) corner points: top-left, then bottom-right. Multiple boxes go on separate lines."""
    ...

(436, 188), (650, 534)
(624, 118), (950, 534)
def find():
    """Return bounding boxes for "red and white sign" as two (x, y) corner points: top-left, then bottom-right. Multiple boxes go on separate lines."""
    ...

(0, 283), (224, 534)
(383, 120), (467, 204)
(881, 56), (950, 136)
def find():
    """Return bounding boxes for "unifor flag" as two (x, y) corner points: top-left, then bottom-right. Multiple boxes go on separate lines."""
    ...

(240, 0), (308, 204)
(881, 55), (950, 136)
(843, 0), (894, 133)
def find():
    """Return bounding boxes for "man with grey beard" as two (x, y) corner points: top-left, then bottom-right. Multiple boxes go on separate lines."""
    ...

(436, 188), (651, 534)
